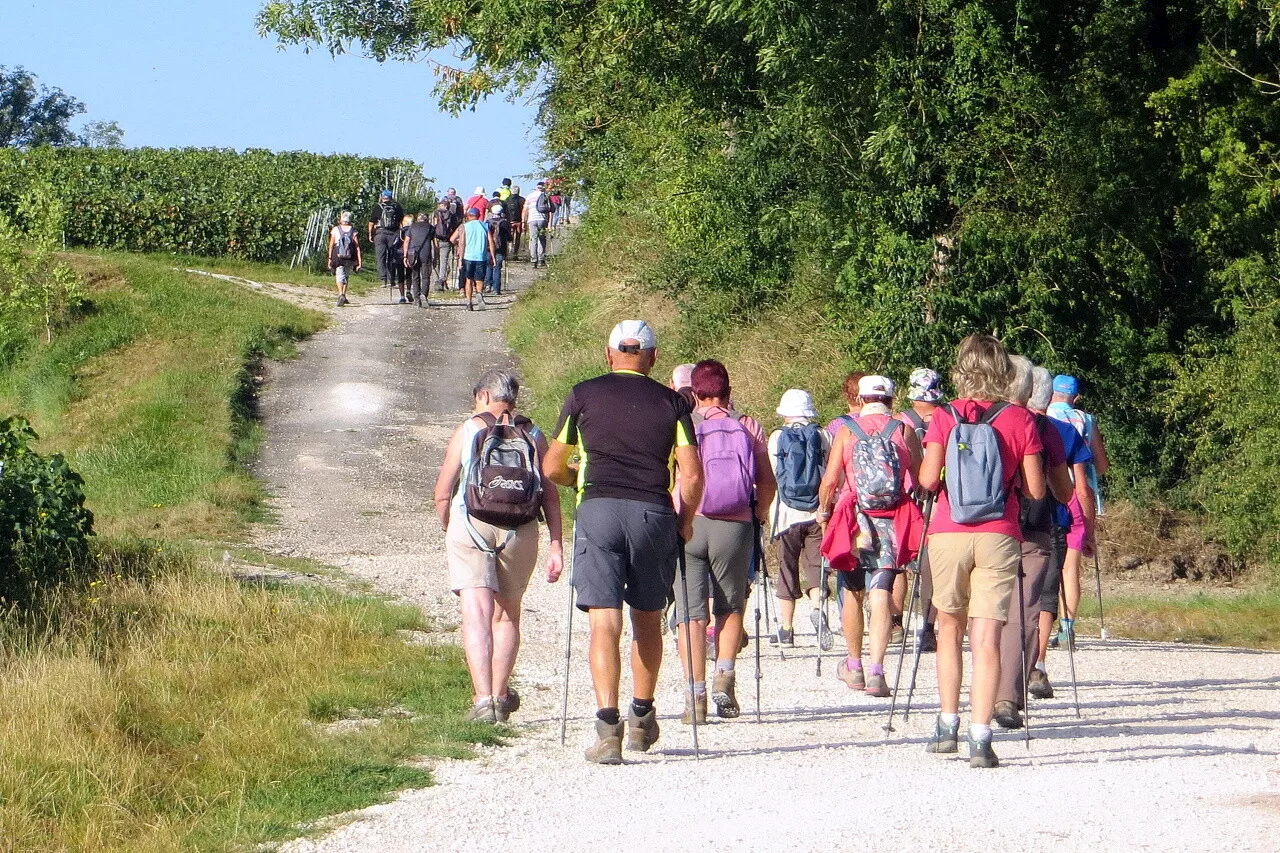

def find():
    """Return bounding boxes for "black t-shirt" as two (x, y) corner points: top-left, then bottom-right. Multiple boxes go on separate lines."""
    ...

(369, 201), (404, 231)
(406, 222), (434, 261)
(553, 370), (697, 506)
(505, 193), (525, 221)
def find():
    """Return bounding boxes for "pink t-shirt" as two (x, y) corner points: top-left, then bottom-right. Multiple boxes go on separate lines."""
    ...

(675, 405), (769, 523)
(841, 412), (915, 502)
(923, 400), (1043, 539)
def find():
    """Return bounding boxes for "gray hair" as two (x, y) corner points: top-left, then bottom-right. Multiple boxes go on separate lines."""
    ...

(1029, 366), (1054, 411)
(473, 369), (519, 404)
(339, 210), (352, 224)
(1006, 355), (1034, 406)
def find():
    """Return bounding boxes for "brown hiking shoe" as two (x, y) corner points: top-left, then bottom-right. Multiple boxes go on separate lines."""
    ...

(993, 700), (1024, 730)
(864, 673), (892, 698)
(681, 691), (708, 725)
(712, 670), (740, 719)
(584, 718), (624, 765)
(627, 707), (660, 752)
(465, 697), (496, 723)
(495, 688), (520, 723)
(1028, 668), (1055, 699)
(836, 658), (866, 690)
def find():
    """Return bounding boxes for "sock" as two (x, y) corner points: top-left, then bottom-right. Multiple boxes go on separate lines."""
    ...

(693, 681), (707, 697)
(631, 698), (654, 717)
(868, 663), (885, 676)
(596, 707), (620, 726)
(940, 712), (960, 727)
(846, 657), (863, 671)
(970, 722), (993, 742)
(892, 615), (903, 628)
(1035, 662), (1047, 673)
(715, 659), (735, 673)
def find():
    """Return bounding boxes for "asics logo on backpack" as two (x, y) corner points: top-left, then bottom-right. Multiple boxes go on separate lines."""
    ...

(486, 474), (525, 491)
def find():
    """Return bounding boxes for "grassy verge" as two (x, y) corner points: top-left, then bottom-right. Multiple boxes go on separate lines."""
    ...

(0, 544), (491, 851)
(0, 251), (326, 538)
(511, 219), (1280, 649)
(160, 252), (384, 296)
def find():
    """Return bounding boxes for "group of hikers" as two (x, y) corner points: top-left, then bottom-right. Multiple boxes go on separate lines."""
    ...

(432, 320), (1108, 769)
(325, 179), (570, 309)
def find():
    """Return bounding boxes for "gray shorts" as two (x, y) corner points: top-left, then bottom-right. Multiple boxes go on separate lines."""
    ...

(673, 515), (754, 622)
(573, 497), (678, 612)
(333, 264), (351, 284)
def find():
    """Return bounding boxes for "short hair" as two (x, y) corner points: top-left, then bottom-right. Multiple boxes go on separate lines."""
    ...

(691, 359), (731, 400)
(842, 372), (866, 405)
(472, 369), (519, 404)
(339, 211), (352, 224)
(416, 212), (430, 222)
(951, 334), (1013, 402)
(1006, 355), (1034, 406)
(1029, 366), (1054, 411)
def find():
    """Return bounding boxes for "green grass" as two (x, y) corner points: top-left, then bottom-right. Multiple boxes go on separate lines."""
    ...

(159, 251), (384, 296)
(0, 251), (326, 538)
(1071, 589), (1280, 649)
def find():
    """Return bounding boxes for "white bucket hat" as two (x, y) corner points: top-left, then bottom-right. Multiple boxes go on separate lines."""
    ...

(776, 389), (818, 419)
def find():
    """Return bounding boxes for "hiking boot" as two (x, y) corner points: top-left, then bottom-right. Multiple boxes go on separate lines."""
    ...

(712, 670), (740, 719)
(1028, 669), (1055, 699)
(1058, 623), (1077, 651)
(864, 672), (891, 698)
(495, 688), (520, 723)
(627, 707), (660, 752)
(836, 658), (865, 690)
(916, 626), (937, 653)
(810, 609), (833, 651)
(771, 626), (795, 646)
(336, 294), (348, 307)
(890, 623), (905, 647)
(993, 700), (1024, 730)
(465, 697), (496, 723)
(681, 691), (708, 725)
(584, 719), (624, 765)
(968, 735), (1000, 769)
(397, 296), (408, 304)
(925, 716), (960, 754)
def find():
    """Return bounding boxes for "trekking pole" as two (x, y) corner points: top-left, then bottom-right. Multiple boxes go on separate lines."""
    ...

(1059, 569), (1082, 718)
(752, 519), (764, 723)
(816, 558), (828, 677)
(901, 493), (936, 724)
(1093, 550), (1108, 640)
(677, 539), (701, 759)
(1016, 562), (1032, 750)
(559, 520), (578, 746)
(887, 493), (933, 733)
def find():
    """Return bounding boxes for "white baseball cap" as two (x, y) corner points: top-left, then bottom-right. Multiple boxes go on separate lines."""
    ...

(671, 363), (695, 389)
(858, 375), (896, 397)
(608, 320), (657, 351)
(776, 389), (818, 419)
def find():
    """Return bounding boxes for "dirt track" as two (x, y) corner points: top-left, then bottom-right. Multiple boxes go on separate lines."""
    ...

(252, 259), (1280, 853)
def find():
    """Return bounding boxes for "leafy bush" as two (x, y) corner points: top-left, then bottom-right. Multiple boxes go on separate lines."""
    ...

(0, 416), (95, 607)
(0, 147), (427, 262)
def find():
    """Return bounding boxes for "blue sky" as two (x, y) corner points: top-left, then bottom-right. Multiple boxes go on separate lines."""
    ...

(2, 0), (542, 193)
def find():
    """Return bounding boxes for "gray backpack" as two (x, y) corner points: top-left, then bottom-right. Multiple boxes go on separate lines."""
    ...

(943, 402), (1010, 524)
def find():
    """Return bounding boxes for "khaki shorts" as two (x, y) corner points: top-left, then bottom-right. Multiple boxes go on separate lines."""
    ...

(926, 532), (1021, 621)
(446, 516), (540, 599)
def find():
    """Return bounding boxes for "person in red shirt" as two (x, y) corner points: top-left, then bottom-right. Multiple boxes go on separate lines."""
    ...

(465, 186), (489, 220)
(917, 334), (1046, 769)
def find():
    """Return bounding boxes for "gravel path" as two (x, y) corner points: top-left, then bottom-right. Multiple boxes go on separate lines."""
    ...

(254, 261), (1280, 853)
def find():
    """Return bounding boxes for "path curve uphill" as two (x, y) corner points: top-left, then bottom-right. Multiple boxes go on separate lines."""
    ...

(253, 266), (1280, 853)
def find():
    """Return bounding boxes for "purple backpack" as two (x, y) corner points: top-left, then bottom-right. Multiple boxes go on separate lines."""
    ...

(695, 412), (756, 518)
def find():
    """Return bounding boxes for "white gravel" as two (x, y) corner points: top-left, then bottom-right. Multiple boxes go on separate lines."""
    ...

(255, 263), (1280, 853)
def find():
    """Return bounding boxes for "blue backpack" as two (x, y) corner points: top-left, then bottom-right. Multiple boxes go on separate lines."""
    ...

(943, 402), (1010, 523)
(774, 423), (825, 511)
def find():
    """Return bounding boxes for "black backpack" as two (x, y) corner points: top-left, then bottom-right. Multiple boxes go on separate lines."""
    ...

(1019, 413), (1056, 533)
(378, 201), (399, 230)
(464, 412), (543, 529)
(536, 192), (552, 215)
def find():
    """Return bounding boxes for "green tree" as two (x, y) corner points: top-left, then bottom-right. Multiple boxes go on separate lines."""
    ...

(0, 66), (86, 148)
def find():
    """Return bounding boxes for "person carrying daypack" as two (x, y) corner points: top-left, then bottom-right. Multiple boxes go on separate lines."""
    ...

(403, 212), (435, 308)
(817, 375), (923, 698)
(903, 366), (945, 651)
(767, 389), (830, 647)
(367, 190), (404, 289)
(917, 334), (1046, 769)
(432, 369), (564, 725)
(432, 200), (459, 291)
(670, 360), (776, 725)
(524, 181), (551, 268)
(326, 210), (361, 307)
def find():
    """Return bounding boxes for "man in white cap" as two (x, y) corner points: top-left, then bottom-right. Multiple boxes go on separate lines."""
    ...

(817, 375), (923, 697)
(767, 389), (830, 646)
(542, 320), (704, 765)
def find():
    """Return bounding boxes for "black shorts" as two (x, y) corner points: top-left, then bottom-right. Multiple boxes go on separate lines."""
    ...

(837, 564), (900, 594)
(573, 497), (678, 612)
(1039, 525), (1068, 615)
(461, 259), (487, 281)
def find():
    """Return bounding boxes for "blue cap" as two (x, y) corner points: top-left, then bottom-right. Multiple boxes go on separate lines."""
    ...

(467, 207), (480, 217)
(381, 189), (393, 198)
(1053, 374), (1079, 396)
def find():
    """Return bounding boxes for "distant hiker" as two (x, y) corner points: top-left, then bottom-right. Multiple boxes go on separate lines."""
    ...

(485, 202), (511, 296)
(669, 362), (696, 409)
(768, 389), (830, 647)
(443, 187), (465, 223)
(326, 210), (360, 307)
(451, 207), (496, 312)
(1034, 369), (1096, 696)
(367, 190), (404, 291)
(433, 369), (564, 724)
(524, 181), (550, 269)
(403, 212), (435, 308)
(905, 366), (945, 652)
(993, 357), (1075, 730)
(542, 320), (704, 765)
(390, 214), (412, 303)
(825, 371), (866, 437)
(917, 334), (1046, 768)
(1046, 374), (1108, 647)
(432, 200), (460, 291)
(672, 360), (776, 723)
(507, 185), (526, 259)
(497, 178), (513, 201)
(817, 375), (923, 698)
(465, 186), (489, 220)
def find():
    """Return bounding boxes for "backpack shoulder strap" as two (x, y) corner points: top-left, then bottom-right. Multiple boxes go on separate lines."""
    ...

(877, 418), (903, 439)
(943, 402), (967, 425)
(846, 417), (871, 441)
(472, 411), (498, 429)
(902, 409), (925, 432)
(980, 401), (1010, 425)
